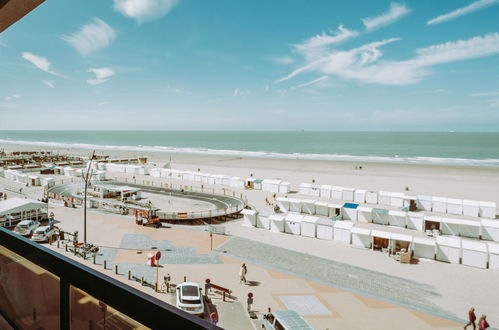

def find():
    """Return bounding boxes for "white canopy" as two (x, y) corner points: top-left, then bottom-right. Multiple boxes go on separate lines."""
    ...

(0, 198), (47, 216)
(391, 233), (412, 242)
(371, 230), (391, 239)
(334, 221), (353, 230)
(350, 227), (371, 236)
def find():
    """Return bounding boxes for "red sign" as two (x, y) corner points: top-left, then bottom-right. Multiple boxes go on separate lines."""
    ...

(155, 251), (162, 260)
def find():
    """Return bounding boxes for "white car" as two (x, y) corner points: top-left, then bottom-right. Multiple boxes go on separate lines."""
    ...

(175, 282), (204, 316)
(262, 310), (314, 330)
(14, 220), (40, 237)
(31, 226), (57, 243)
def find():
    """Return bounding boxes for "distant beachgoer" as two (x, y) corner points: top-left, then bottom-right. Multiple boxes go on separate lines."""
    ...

(273, 193), (276, 199)
(405, 186), (410, 191)
(239, 263), (247, 284)
(210, 312), (218, 325)
(359, 166), (363, 170)
(464, 307), (476, 330)
(19, 188), (22, 193)
(479, 315), (489, 330)
(247, 295), (253, 312)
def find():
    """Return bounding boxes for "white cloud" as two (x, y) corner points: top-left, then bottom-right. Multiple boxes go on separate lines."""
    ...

(98, 101), (111, 106)
(362, 3), (411, 31)
(4, 94), (21, 101)
(87, 68), (115, 85)
(291, 76), (328, 90)
(232, 88), (239, 97)
(62, 18), (116, 56)
(269, 56), (294, 65)
(427, 0), (499, 25)
(42, 80), (55, 88)
(113, 0), (178, 23)
(21, 52), (63, 77)
(471, 91), (499, 96)
(276, 33), (499, 86)
(0, 39), (8, 47)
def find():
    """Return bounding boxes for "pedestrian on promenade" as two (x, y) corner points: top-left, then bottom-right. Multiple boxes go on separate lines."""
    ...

(464, 307), (476, 330)
(478, 315), (489, 330)
(210, 312), (218, 325)
(247, 293), (253, 312)
(239, 263), (247, 284)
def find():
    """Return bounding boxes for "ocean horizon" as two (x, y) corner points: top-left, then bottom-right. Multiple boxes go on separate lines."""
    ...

(1, 130), (499, 167)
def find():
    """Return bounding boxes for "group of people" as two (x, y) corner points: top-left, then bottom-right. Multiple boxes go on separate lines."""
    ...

(464, 307), (490, 330)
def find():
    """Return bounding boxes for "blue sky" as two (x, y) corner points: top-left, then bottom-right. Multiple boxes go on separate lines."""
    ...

(1, 0), (499, 131)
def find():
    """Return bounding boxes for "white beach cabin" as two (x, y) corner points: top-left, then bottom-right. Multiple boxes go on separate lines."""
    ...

(479, 201), (496, 219)
(309, 184), (321, 197)
(284, 213), (303, 235)
(333, 221), (353, 244)
(461, 240), (488, 269)
(417, 195), (433, 211)
(316, 218), (335, 240)
(276, 197), (290, 212)
(262, 179), (281, 193)
(301, 215), (320, 238)
(458, 219), (481, 239)
(390, 192), (405, 208)
(328, 203), (342, 220)
(351, 227), (371, 249)
(412, 237), (436, 260)
(354, 189), (366, 204)
(365, 191), (378, 204)
(462, 200), (479, 217)
(279, 181), (291, 194)
(432, 197), (447, 213)
(488, 242), (499, 270)
(481, 219), (499, 242)
(424, 216), (442, 233)
(372, 208), (389, 225)
(301, 199), (316, 215)
(269, 214), (286, 233)
(314, 201), (329, 216)
(356, 207), (372, 223)
(371, 230), (391, 252)
(388, 210), (407, 228)
(331, 186), (343, 200)
(440, 217), (461, 236)
(342, 188), (355, 202)
(256, 211), (272, 230)
(407, 212), (424, 231)
(378, 191), (391, 206)
(319, 185), (333, 199)
(446, 198), (463, 215)
(299, 183), (312, 195)
(391, 233), (412, 254)
(436, 236), (461, 264)
(342, 203), (359, 222)
(241, 209), (258, 227)
(229, 177), (245, 189)
(288, 198), (302, 213)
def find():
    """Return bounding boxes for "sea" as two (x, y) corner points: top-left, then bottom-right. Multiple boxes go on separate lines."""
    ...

(0, 130), (498, 167)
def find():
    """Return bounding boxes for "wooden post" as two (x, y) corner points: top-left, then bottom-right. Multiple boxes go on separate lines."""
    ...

(223, 291), (226, 302)
(103, 260), (107, 270)
(128, 270), (131, 280)
(115, 265), (118, 274)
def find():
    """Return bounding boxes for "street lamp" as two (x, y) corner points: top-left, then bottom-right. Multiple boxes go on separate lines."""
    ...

(82, 150), (96, 245)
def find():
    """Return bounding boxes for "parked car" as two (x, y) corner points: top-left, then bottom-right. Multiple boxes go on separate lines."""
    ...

(175, 282), (204, 316)
(262, 310), (314, 330)
(31, 225), (57, 243)
(14, 220), (40, 237)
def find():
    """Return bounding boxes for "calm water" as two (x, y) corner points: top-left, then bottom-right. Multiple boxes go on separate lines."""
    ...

(0, 131), (498, 166)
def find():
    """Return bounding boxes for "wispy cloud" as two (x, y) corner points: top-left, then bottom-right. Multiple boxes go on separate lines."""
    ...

(471, 91), (499, 96)
(4, 94), (21, 101)
(62, 18), (116, 56)
(232, 88), (239, 97)
(427, 0), (499, 25)
(87, 68), (115, 85)
(291, 76), (328, 90)
(98, 101), (111, 106)
(42, 80), (55, 88)
(21, 52), (63, 77)
(113, 0), (178, 23)
(153, 85), (190, 94)
(362, 3), (411, 31)
(276, 33), (499, 86)
(0, 39), (8, 47)
(268, 56), (294, 65)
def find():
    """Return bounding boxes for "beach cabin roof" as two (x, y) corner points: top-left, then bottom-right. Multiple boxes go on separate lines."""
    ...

(413, 237), (436, 246)
(276, 197), (289, 202)
(0, 198), (47, 216)
(288, 198), (301, 203)
(403, 195), (417, 200)
(479, 201), (496, 207)
(320, 184), (333, 189)
(488, 242), (499, 255)
(327, 203), (343, 209)
(388, 210), (406, 217)
(357, 206), (372, 212)
(316, 218), (335, 226)
(241, 209), (257, 216)
(461, 240), (487, 253)
(355, 189), (366, 193)
(302, 199), (317, 204)
(280, 181), (291, 186)
(302, 215), (320, 224)
(447, 198), (462, 204)
(390, 192), (405, 198)
(433, 196), (447, 203)
(481, 219), (499, 229)
(268, 214), (285, 221)
(408, 212), (424, 218)
(259, 210), (273, 217)
(372, 208), (389, 214)
(246, 177), (256, 182)
(425, 215), (442, 223)
(371, 230), (391, 239)
(391, 233), (412, 242)
(417, 195), (432, 201)
(379, 191), (390, 196)
(262, 179), (280, 184)
(436, 236), (461, 248)
(314, 201), (328, 207)
(331, 186), (343, 191)
(334, 221), (353, 230)
(351, 227), (371, 235)
(343, 203), (359, 209)
(300, 183), (312, 188)
(440, 217), (480, 227)
(342, 187), (355, 192)
(285, 213), (304, 222)
(463, 200), (479, 206)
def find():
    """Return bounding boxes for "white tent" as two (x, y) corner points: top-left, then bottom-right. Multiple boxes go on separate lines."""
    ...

(262, 179), (281, 193)
(301, 199), (316, 215)
(269, 214), (286, 233)
(279, 181), (291, 194)
(257, 211), (272, 230)
(371, 230), (391, 252)
(462, 200), (479, 217)
(288, 198), (302, 213)
(354, 189), (366, 204)
(479, 201), (496, 219)
(276, 197), (290, 212)
(461, 240), (488, 269)
(412, 237), (436, 260)
(342, 203), (358, 221)
(241, 209), (258, 227)
(432, 197), (447, 213)
(446, 198), (463, 215)
(299, 183), (312, 195)
(356, 207), (372, 223)
(378, 191), (391, 205)
(314, 201), (329, 216)
(284, 213), (303, 235)
(407, 212), (424, 231)
(417, 195), (432, 211)
(331, 186), (343, 200)
(351, 227), (371, 249)
(333, 221), (353, 244)
(481, 219), (499, 242)
(328, 203), (342, 219)
(390, 233), (412, 254)
(301, 215), (320, 238)
(372, 208), (389, 225)
(316, 218), (334, 240)
(0, 198), (47, 227)
(436, 236), (461, 264)
(342, 188), (355, 202)
(309, 184), (321, 197)
(319, 185), (333, 198)
(388, 210), (407, 228)
(390, 192), (405, 208)
(365, 191), (378, 204)
(488, 242), (499, 270)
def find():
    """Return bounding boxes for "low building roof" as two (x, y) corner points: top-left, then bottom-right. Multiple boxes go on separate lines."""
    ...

(0, 198), (46, 216)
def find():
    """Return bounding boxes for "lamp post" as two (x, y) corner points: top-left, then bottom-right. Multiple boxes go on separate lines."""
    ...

(82, 150), (95, 245)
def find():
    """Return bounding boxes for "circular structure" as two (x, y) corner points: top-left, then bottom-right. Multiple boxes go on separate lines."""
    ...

(48, 180), (246, 221)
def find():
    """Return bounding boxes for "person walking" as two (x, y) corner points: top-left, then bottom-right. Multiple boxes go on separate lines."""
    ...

(478, 315), (489, 330)
(239, 263), (247, 284)
(464, 307), (476, 330)
(247, 293), (253, 312)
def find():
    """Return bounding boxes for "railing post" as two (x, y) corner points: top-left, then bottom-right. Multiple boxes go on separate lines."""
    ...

(60, 278), (70, 330)
(104, 260), (107, 270)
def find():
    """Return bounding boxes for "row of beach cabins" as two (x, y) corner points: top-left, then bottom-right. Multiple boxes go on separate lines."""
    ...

(0, 168), (53, 187)
(298, 183), (496, 219)
(241, 209), (499, 270)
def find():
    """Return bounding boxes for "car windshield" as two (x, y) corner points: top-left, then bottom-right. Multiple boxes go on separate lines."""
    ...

(34, 229), (45, 234)
(181, 285), (199, 297)
(180, 298), (201, 304)
(17, 225), (29, 229)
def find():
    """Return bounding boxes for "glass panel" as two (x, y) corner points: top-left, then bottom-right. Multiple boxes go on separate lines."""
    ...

(0, 246), (60, 329)
(70, 286), (150, 330)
